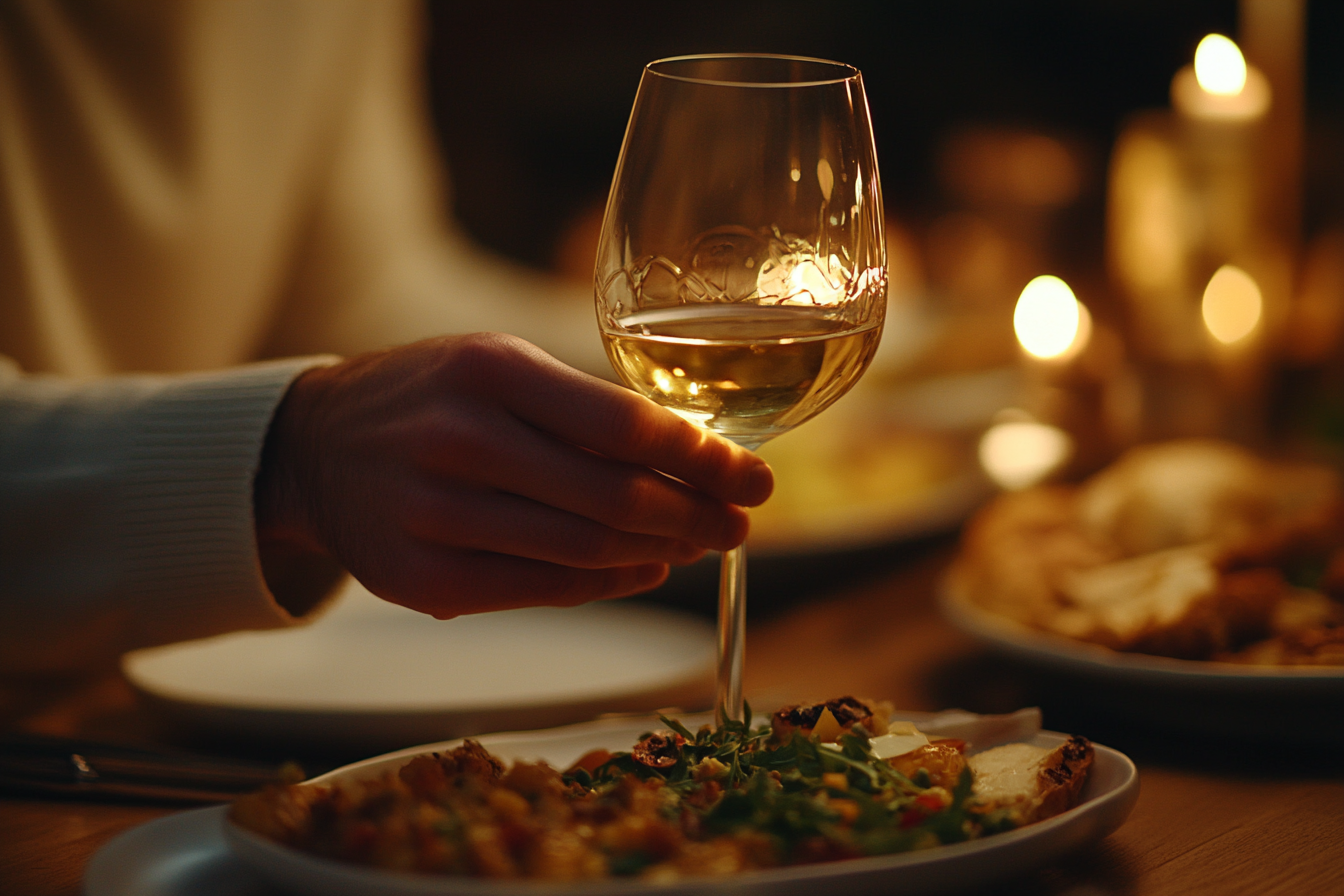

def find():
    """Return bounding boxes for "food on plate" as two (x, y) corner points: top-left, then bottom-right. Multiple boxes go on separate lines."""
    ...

(949, 439), (1344, 664)
(229, 699), (1093, 880)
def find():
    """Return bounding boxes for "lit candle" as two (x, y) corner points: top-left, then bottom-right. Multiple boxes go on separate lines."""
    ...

(1201, 264), (1263, 346)
(996, 274), (1128, 481)
(1012, 274), (1091, 363)
(1105, 31), (1285, 443)
(1171, 34), (1271, 123)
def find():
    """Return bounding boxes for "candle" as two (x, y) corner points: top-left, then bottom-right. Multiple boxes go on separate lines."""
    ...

(996, 274), (1132, 480)
(1171, 34), (1271, 123)
(1105, 31), (1290, 444)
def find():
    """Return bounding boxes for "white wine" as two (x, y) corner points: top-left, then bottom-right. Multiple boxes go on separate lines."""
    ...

(602, 305), (881, 445)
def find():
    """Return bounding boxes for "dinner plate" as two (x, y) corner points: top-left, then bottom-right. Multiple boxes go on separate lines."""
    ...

(940, 579), (1344, 695)
(207, 714), (1134, 896)
(122, 582), (715, 752)
(749, 424), (991, 555)
(744, 364), (1005, 556)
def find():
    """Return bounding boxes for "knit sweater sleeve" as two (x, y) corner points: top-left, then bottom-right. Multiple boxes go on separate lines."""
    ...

(0, 355), (341, 674)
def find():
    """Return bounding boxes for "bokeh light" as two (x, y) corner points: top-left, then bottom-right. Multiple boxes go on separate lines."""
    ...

(1194, 34), (1247, 96)
(978, 419), (1073, 490)
(1013, 275), (1090, 360)
(1201, 265), (1263, 345)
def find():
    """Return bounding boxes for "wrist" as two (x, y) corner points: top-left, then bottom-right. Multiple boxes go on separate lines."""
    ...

(254, 365), (343, 615)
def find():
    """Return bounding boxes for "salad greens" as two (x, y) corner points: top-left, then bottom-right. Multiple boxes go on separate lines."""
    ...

(563, 705), (1014, 862)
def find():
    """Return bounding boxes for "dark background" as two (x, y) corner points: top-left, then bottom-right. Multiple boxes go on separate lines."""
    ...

(423, 1), (1343, 273)
(420, 1), (1344, 616)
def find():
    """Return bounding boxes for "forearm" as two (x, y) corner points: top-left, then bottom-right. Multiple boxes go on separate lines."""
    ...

(0, 356), (342, 674)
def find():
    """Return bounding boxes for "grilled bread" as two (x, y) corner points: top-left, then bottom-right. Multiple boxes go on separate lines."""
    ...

(967, 736), (1093, 824)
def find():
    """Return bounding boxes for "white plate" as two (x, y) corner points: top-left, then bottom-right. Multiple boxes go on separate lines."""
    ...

(745, 372), (999, 556)
(122, 582), (715, 751)
(940, 580), (1344, 695)
(203, 715), (1134, 896)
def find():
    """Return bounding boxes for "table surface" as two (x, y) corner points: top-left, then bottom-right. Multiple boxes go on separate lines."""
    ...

(3, 543), (1342, 896)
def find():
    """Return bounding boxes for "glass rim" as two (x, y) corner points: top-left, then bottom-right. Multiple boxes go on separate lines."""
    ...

(644, 53), (860, 88)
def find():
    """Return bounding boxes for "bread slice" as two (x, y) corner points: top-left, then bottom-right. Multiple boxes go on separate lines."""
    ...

(967, 736), (1093, 824)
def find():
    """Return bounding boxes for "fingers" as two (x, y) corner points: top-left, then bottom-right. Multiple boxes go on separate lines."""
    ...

(360, 544), (672, 618)
(462, 337), (774, 508)
(411, 408), (752, 550)
(402, 483), (711, 568)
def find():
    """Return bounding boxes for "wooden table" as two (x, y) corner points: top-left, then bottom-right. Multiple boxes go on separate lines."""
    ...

(3, 543), (1342, 896)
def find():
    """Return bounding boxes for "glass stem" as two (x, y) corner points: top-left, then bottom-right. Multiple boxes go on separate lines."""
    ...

(716, 542), (747, 723)
(716, 435), (766, 725)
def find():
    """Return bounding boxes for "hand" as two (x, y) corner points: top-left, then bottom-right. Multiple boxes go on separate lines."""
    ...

(254, 333), (773, 617)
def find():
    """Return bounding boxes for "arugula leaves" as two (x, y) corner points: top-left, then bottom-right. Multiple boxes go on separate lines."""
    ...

(568, 713), (1015, 861)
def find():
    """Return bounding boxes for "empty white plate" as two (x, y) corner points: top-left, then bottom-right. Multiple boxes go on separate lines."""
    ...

(122, 581), (715, 751)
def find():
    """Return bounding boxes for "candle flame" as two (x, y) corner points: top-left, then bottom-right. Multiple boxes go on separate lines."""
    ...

(1013, 275), (1090, 360)
(1194, 34), (1247, 96)
(1202, 264), (1262, 345)
(978, 419), (1072, 490)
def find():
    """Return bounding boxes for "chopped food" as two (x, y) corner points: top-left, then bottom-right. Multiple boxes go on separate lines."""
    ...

(229, 699), (1093, 881)
(950, 440), (1344, 664)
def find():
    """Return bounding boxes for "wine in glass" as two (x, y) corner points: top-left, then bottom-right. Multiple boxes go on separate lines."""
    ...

(595, 55), (886, 721)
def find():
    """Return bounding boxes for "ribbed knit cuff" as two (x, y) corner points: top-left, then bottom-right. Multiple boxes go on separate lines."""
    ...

(117, 357), (342, 650)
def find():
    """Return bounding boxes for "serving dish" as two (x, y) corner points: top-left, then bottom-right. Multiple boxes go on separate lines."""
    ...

(941, 580), (1344, 743)
(941, 580), (1344, 695)
(207, 714), (1135, 896)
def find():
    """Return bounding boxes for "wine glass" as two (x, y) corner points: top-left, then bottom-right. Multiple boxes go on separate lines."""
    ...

(595, 55), (886, 722)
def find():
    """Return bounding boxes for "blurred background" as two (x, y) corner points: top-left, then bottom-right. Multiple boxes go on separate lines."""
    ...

(420, 0), (1344, 612)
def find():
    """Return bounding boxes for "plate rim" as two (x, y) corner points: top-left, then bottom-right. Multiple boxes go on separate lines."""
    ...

(83, 804), (250, 896)
(119, 601), (716, 715)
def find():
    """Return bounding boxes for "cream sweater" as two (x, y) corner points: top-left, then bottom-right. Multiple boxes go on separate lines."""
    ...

(0, 0), (603, 672)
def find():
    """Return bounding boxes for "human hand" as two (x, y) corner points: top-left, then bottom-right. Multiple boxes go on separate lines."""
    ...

(253, 334), (773, 617)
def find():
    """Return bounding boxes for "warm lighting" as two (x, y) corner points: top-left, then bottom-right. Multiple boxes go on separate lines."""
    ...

(1171, 35), (1270, 122)
(757, 246), (849, 306)
(978, 419), (1072, 490)
(1194, 34), (1247, 96)
(1013, 275), (1090, 360)
(1201, 265), (1263, 345)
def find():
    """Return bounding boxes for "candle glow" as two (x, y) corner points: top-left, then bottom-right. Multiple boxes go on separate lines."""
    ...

(1194, 34), (1247, 96)
(1201, 264), (1263, 345)
(1170, 34), (1270, 122)
(978, 420), (1072, 490)
(1013, 275), (1090, 360)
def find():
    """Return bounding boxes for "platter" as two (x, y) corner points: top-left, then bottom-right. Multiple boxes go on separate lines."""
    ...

(86, 714), (1136, 896)
(121, 582), (715, 751)
(218, 714), (1133, 896)
(940, 579), (1344, 696)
